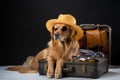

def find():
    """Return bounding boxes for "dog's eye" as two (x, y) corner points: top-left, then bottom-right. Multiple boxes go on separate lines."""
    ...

(53, 26), (58, 31)
(61, 26), (67, 32)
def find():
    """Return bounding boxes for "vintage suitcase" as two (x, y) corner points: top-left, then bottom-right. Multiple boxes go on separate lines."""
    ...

(38, 24), (111, 78)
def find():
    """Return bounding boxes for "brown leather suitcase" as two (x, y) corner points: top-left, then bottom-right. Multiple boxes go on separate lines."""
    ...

(38, 24), (111, 78)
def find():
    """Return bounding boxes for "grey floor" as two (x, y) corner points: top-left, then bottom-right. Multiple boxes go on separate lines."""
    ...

(0, 66), (120, 80)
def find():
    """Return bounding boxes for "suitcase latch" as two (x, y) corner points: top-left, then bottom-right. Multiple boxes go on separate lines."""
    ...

(82, 64), (86, 75)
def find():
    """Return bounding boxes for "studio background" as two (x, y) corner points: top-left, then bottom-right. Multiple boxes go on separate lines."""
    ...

(2, 0), (120, 65)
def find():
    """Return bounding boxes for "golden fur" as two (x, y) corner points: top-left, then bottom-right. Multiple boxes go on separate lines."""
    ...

(6, 23), (81, 79)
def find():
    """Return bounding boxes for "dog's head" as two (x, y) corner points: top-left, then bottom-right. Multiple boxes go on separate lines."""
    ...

(51, 23), (76, 42)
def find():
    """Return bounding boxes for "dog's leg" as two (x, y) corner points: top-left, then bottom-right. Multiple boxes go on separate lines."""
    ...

(55, 59), (63, 79)
(32, 48), (49, 71)
(47, 56), (54, 78)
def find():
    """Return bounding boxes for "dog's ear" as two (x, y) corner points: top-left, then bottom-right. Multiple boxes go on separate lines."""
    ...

(50, 27), (54, 40)
(70, 27), (76, 39)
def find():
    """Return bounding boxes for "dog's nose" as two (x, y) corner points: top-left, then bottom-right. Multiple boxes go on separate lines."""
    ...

(55, 33), (59, 39)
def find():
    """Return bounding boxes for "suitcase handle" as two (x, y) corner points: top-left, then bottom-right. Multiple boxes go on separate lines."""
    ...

(80, 24), (99, 30)
(63, 66), (75, 73)
(63, 65), (86, 75)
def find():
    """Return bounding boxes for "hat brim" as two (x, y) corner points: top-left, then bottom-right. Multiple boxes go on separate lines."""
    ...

(46, 19), (83, 40)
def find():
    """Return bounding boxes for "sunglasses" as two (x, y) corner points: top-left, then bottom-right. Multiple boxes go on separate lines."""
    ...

(52, 26), (69, 32)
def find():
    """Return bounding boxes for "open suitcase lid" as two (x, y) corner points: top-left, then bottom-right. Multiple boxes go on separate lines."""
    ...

(79, 24), (112, 64)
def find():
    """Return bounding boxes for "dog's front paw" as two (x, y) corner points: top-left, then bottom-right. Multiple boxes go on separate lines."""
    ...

(47, 71), (54, 78)
(55, 72), (62, 79)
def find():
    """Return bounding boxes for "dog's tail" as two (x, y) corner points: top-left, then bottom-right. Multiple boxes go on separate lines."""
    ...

(6, 56), (38, 73)
(6, 66), (37, 73)
(6, 48), (49, 73)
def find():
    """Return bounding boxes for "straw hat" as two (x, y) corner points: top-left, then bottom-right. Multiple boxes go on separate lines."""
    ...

(46, 14), (83, 40)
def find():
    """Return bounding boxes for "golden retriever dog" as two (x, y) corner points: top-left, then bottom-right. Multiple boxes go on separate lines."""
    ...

(6, 14), (83, 79)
